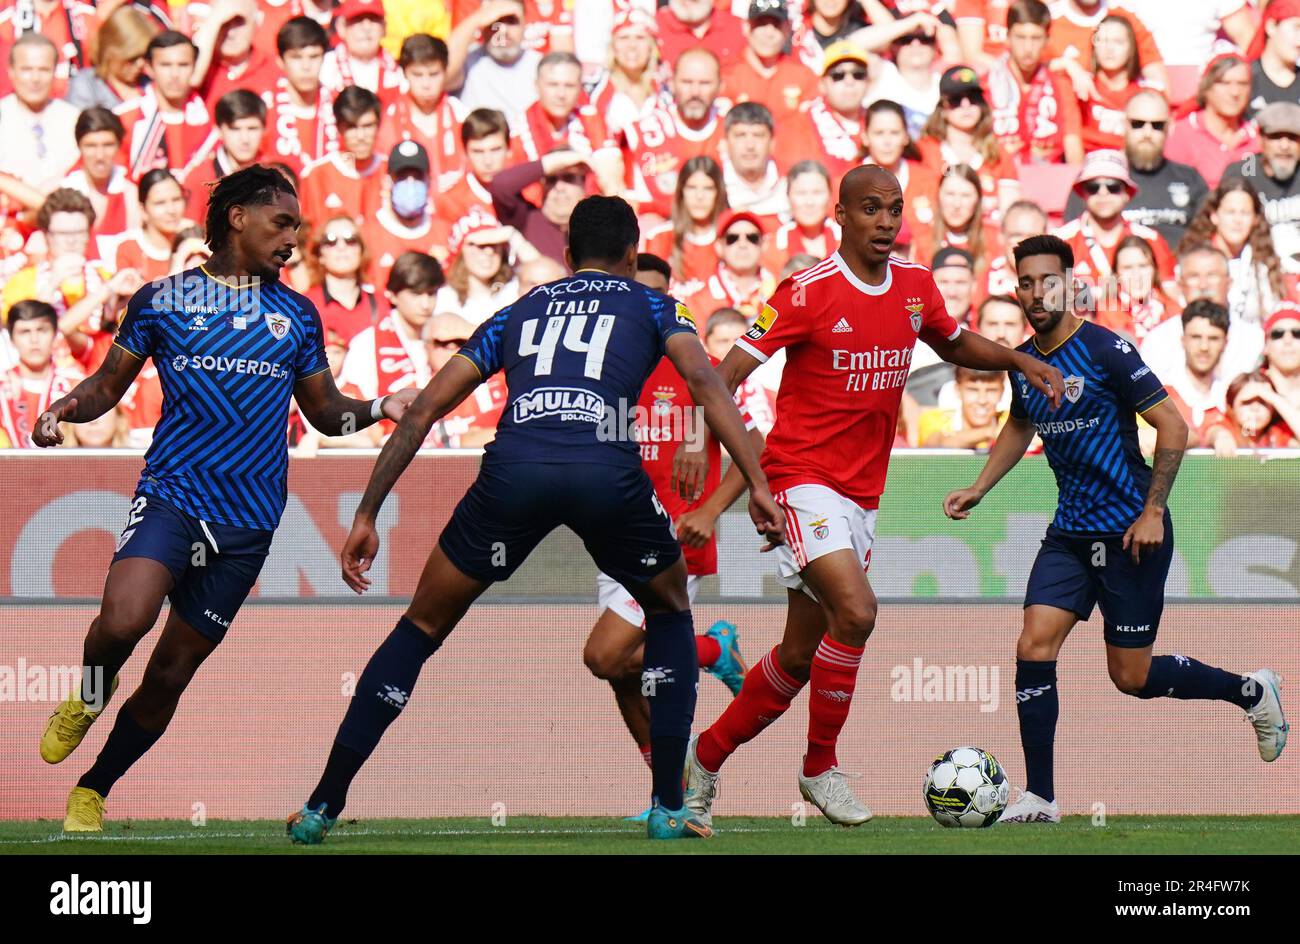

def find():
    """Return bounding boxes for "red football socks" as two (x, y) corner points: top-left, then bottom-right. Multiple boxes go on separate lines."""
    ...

(695, 634), (721, 668)
(803, 636), (864, 777)
(696, 647), (803, 772)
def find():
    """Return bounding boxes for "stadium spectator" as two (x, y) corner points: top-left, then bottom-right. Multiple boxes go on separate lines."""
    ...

(1247, 0), (1300, 114)
(703, 305), (776, 433)
(1056, 150), (1177, 294)
(182, 89), (268, 222)
(64, 4), (158, 110)
(866, 26), (941, 140)
(953, 0), (1013, 70)
(304, 214), (380, 344)
(1164, 54), (1259, 189)
(634, 251), (672, 293)
(489, 148), (594, 267)
(983, 199), (1047, 298)
(983, 0), (1084, 165)
(1262, 301), (1300, 407)
(62, 109), (133, 259)
(765, 161), (839, 273)
(682, 208), (774, 321)
(363, 140), (454, 283)
(192, 0), (282, 111)
(622, 47), (728, 219)
(517, 51), (611, 161)
(930, 246), (977, 327)
(721, 102), (788, 223)
(1160, 299), (1233, 434)
(169, 227), (211, 273)
(422, 311), (507, 448)
(340, 250), (443, 399)
(861, 98), (940, 237)
(0, 299), (82, 448)
(1223, 102), (1300, 274)
(114, 170), (190, 283)
(0, 0), (96, 99)
(437, 108), (514, 223)
(255, 0), (338, 63)
(2, 189), (109, 317)
(796, 0), (949, 57)
(912, 164), (999, 275)
(116, 31), (214, 181)
(1094, 234), (1179, 341)
(1202, 370), (1300, 454)
(294, 327), (382, 454)
(377, 34), (467, 192)
(1141, 242), (1265, 383)
(0, 34), (80, 191)
(917, 66), (1020, 223)
(918, 366), (1008, 449)
(1182, 177), (1286, 326)
(58, 259), (144, 376)
(320, 0), (405, 106)
(61, 403), (130, 448)
(515, 253), (567, 294)
(642, 155), (727, 289)
(1125, 0), (1256, 67)
(1078, 14), (1146, 154)
(586, 6), (662, 138)
(1066, 91), (1209, 249)
(448, 0), (541, 133)
(656, 0), (746, 65)
(263, 17), (336, 179)
(931, 294), (1023, 415)
(777, 42), (869, 181)
(723, 0), (816, 127)
(299, 85), (387, 228)
(436, 211), (534, 324)
(1044, 1), (1167, 95)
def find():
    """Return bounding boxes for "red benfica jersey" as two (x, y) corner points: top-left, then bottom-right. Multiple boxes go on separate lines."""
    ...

(200, 50), (282, 112)
(437, 372), (508, 447)
(1055, 217), (1176, 286)
(642, 222), (717, 286)
(377, 94), (468, 192)
(320, 46), (405, 108)
(621, 104), (726, 219)
(1045, 1), (1162, 71)
(263, 80), (339, 178)
(115, 91), (217, 181)
(984, 57), (1082, 165)
(115, 230), (172, 282)
(254, 0), (332, 63)
(776, 99), (863, 183)
(764, 219), (841, 273)
(952, 0), (1012, 60)
(0, 0), (93, 97)
(722, 54), (816, 126)
(735, 254), (960, 508)
(0, 365), (81, 448)
(915, 137), (1018, 226)
(516, 99), (612, 162)
(361, 206), (452, 283)
(299, 151), (386, 228)
(62, 166), (131, 257)
(1080, 80), (1144, 153)
(434, 171), (498, 226)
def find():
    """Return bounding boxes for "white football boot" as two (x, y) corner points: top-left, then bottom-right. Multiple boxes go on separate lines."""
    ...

(682, 735), (720, 828)
(998, 788), (1060, 824)
(797, 761), (873, 827)
(1244, 669), (1288, 762)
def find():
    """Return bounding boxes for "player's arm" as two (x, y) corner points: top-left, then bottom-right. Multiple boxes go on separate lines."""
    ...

(676, 426), (766, 548)
(942, 413), (1036, 520)
(1122, 397), (1188, 563)
(293, 370), (416, 436)
(665, 333), (785, 549)
(930, 329), (1064, 409)
(33, 343), (145, 447)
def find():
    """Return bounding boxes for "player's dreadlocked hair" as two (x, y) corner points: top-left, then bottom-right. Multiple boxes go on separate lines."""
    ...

(568, 196), (640, 267)
(205, 165), (297, 253)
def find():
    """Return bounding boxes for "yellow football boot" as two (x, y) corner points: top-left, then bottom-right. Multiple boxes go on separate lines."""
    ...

(40, 674), (119, 764)
(63, 786), (106, 833)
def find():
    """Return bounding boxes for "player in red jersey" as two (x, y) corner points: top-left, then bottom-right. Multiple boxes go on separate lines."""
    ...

(681, 164), (1065, 827)
(582, 253), (763, 784)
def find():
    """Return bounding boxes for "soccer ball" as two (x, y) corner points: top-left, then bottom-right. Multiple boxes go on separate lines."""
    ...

(923, 747), (1009, 828)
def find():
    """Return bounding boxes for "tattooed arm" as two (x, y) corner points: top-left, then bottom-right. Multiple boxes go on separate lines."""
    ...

(1123, 398), (1188, 563)
(33, 344), (145, 447)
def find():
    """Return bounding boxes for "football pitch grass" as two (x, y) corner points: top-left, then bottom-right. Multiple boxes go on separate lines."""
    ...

(1, 816), (1297, 854)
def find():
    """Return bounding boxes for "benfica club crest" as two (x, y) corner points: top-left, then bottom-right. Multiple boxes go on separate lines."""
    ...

(1063, 375), (1085, 404)
(652, 390), (676, 416)
(264, 312), (291, 340)
(905, 299), (925, 333)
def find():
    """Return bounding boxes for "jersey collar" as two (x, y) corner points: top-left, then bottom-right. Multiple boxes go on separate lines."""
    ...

(1032, 316), (1084, 356)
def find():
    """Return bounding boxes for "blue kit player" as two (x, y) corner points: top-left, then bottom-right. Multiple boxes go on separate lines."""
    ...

(35, 166), (415, 831)
(944, 235), (1288, 824)
(288, 196), (784, 843)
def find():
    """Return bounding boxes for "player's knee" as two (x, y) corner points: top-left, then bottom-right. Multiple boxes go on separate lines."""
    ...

(829, 599), (877, 646)
(142, 654), (200, 698)
(775, 642), (814, 682)
(1016, 634), (1058, 662)
(582, 641), (623, 680)
(96, 598), (159, 646)
(1109, 662), (1149, 696)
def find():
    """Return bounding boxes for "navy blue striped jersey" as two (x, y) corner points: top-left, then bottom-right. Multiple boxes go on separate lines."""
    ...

(1010, 319), (1168, 535)
(114, 267), (329, 530)
(456, 269), (699, 467)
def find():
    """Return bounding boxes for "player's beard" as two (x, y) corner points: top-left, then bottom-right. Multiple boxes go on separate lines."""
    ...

(1026, 305), (1067, 334)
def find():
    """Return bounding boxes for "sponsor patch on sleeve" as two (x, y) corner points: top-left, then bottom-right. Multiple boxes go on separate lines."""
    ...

(745, 303), (778, 341)
(674, 302), (696, 329)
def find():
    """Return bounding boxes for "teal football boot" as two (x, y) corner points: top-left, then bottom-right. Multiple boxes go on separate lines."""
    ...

(702, 620), (746, 696)
(286, 803), (338, 845)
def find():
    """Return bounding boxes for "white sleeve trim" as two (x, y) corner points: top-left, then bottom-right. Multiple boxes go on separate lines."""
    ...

(946, 324), (963, 342)
(734, 336), (770, 364)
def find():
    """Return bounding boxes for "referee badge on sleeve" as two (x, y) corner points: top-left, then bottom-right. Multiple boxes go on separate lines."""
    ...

(264, 313), (291, 340)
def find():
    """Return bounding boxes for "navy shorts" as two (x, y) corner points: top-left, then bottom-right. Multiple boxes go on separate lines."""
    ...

(439, 461), (682, 588)
(110, 493), (274, 643)
(1023, 513), (1174, 648)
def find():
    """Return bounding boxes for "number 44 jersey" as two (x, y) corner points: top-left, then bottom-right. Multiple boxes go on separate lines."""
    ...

(454, 270), (701, 467)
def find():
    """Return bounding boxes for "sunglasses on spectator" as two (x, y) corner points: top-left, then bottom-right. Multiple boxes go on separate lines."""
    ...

(943, 94), (981, 109)
(1128, 118), (1167, 131)
(724, 231), (761, 245)
(322, 233), (361, 247)
(1082, 180), (1125, 195)
(897, 33), (936, 46)
(544, 172), (585, 186)
(828, 67), (867, 82)
(1270, 327), (1300, 340)
(427, 337), (469, 348)
(493, 15), (522, 26)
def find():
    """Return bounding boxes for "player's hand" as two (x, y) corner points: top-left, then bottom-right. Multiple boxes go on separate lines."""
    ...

(1121, 508), (1164, 564)
(943, 487), (983, 520)
(341, 518), (380, 594)
(33, 399), (74, 447)
(379, 389), (418, 424)
(671, 441), (708, 502)
(674, 508), (716, 548)
(1019, 356), (1065, 410)
(748, 489), (786, 551)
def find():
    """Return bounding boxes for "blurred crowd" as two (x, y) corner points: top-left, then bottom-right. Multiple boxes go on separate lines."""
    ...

(0, 0), (1296, 455)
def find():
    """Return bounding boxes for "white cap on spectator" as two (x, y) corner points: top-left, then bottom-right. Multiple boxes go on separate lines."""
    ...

(1073, 149), (1137, 197)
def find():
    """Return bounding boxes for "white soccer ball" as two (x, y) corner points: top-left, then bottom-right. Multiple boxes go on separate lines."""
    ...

(923, 747), (1009, 828)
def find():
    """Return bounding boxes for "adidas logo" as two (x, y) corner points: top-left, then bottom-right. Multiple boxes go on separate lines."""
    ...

(831, 317), (853, 333)
(816, 688), (852, 702)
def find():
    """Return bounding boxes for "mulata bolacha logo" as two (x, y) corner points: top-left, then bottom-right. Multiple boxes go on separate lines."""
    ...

(50, 875), (152, 924)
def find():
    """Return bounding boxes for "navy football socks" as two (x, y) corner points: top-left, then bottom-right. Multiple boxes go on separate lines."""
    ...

(643, 609), (698, 811)
(308, 616), (441, 816)
(1015, 659), (1059, 804)
(1136, 655), (1262, 709)
(78, 706), (163, 798)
